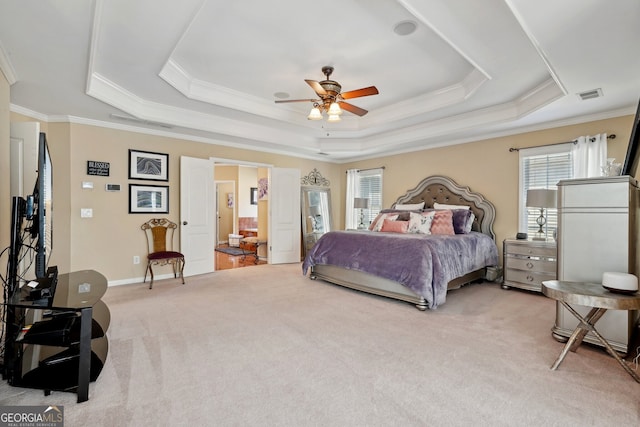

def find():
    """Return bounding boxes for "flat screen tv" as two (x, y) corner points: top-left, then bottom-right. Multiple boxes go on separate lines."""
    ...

(621, 97), (640, 177)
(32, 132), (53, 279)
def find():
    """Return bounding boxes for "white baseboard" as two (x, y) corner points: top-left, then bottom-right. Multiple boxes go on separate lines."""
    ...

(107, 273), (175, 287)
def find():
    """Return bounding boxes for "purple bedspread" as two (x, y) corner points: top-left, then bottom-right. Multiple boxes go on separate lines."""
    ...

(302, 230), (498, 308)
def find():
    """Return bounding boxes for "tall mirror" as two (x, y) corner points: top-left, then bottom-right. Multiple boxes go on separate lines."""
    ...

(301, 186), (332, 255)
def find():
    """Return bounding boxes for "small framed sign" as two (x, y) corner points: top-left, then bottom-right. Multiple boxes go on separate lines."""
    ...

(87, 160), (110, 176)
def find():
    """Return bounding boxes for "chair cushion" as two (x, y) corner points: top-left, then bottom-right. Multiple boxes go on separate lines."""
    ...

(148, 251), (184, 260)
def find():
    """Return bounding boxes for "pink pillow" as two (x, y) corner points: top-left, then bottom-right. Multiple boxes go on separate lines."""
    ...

(430, 210), (455, 235)
(380, 218), (408, 233)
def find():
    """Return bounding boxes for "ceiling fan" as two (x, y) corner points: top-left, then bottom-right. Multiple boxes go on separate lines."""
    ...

(275, 66), (379, 120)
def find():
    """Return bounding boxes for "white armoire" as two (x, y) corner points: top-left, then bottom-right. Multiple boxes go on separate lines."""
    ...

(555, 175), (640, 354)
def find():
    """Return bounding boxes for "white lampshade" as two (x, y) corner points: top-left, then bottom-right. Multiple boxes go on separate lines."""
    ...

(328, 102), (342, 116)
(526, 189), (557, 208)
(307, 107), (322, 120)
(309, 205), (321, 216)
(327, 114), (341, 122)
(354, 198), (369, 209)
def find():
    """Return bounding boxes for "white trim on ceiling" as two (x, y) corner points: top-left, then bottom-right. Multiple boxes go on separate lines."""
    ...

(0, 39), (17, 85)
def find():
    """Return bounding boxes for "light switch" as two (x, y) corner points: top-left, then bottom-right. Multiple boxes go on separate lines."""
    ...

(81, 208), (93, 218)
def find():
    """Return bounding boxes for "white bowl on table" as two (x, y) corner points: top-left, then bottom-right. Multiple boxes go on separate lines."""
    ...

(602, 272), (638, 294)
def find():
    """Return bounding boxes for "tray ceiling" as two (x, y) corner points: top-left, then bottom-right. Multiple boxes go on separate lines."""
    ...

(1, 0), (639, 161)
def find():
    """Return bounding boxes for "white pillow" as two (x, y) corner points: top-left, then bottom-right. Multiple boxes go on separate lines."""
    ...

(408, 211), (435, 234)
(394, 202), (425, 211)
(433, 202), (470, 210)
(465, 212), (475, 233)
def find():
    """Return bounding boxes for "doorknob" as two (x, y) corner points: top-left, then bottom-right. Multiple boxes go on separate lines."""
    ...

(183, 221), (188, 225)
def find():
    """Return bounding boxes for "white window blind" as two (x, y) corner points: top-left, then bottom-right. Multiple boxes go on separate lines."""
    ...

(519, 145), (573, 236)
(352, 168), (383, 227)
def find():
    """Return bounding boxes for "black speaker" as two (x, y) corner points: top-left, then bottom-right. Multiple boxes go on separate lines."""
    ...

(516, 232), (528, 240)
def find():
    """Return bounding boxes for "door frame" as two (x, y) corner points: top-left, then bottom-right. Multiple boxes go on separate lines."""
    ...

(215, 180), (236, 245)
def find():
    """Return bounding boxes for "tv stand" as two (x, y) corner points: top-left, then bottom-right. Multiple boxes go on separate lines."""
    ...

(2, 270), (109, 403)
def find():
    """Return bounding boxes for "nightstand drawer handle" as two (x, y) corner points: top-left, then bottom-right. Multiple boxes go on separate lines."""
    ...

(526, 275), (534, 282)
(526, 262), (534, 269)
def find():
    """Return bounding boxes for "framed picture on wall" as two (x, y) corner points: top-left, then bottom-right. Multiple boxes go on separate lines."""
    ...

(128, 149), (169, 181)
(258, 177), (268, 201)
(250, 187), (258, 205)
(129, 184), (169, 213)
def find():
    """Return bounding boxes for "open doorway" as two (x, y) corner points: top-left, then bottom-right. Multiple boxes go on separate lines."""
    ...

(214, 165), (265, 270)
(180, 157), (300, 277)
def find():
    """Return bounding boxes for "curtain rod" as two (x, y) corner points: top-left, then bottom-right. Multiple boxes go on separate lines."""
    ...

(509, 134), (616, 152)
(346, 166), (386, 173)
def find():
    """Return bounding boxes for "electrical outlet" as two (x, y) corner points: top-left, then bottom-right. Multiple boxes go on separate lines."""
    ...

(133, 255), (140, 265)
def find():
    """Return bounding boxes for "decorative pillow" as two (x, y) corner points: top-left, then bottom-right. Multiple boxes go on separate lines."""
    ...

(408, 211), (435, 234)
(393, 202), (425, 211)
(465, 212), (476, 233)
(430, 210), (455, 235)
(380, 218), (409, 233)
(371, 214), (398, 232)
(451, 209), (474, 234)
(368, 213), (385, 230)
(395, 211), (411, 221)
(433, 202), (470, 210)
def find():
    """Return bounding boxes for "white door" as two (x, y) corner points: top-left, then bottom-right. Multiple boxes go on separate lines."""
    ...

(269, 167), (301, 264)
(10, 122), (40, 196)
(180, 156), (215, 276)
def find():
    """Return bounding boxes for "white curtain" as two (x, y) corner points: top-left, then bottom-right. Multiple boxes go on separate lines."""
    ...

(345, 169), (359, 230)
(571, 133), (607, 178)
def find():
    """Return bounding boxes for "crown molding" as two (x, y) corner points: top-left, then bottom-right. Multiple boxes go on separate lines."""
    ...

(0, 40), (17, 85)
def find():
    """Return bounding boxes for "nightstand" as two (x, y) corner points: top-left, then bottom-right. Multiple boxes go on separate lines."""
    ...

(502, 238), (557, 292)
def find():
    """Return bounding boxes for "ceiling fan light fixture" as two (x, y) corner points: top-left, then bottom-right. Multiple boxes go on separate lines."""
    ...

(327, 114), (341, 123)
(307, 107), (322, 120)
(328, 102), (342, 116)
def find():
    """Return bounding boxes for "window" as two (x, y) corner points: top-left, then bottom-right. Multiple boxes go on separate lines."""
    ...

(346, 168), (383, 229)
(519, 145), (573, 237)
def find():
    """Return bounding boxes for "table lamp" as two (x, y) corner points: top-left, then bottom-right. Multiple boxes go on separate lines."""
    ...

(526, 189), (557, 240)
(354, 198), (369, 229)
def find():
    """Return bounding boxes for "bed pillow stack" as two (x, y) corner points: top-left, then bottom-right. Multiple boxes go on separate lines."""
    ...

(368, 203), (475, 235)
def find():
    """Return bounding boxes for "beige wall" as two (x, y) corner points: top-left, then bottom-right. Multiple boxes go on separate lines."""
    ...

(341, 115), (635, 258)
(238, 166), (258, 218)
(4, 91), (635, 284)
(9, 120), (337, 282)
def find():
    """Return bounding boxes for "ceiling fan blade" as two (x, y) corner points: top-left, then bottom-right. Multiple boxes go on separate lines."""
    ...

(340, 86), (379, 100)
(305, 79), (327, 96)
(339, 101), (368, 116)
(274, 99), (317, 104)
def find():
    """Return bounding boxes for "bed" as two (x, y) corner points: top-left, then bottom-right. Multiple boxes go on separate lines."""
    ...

(302, 175), (499, 310)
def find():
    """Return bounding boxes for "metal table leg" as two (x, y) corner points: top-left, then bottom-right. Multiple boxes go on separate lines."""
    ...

(551, 302), (640, 383)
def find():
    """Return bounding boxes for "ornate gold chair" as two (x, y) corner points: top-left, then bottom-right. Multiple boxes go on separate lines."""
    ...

(141, 218), (185, 289)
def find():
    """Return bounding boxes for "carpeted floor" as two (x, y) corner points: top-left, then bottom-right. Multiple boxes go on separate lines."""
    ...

(215, 247), (247, 256)
(1, 263), (639, 426)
